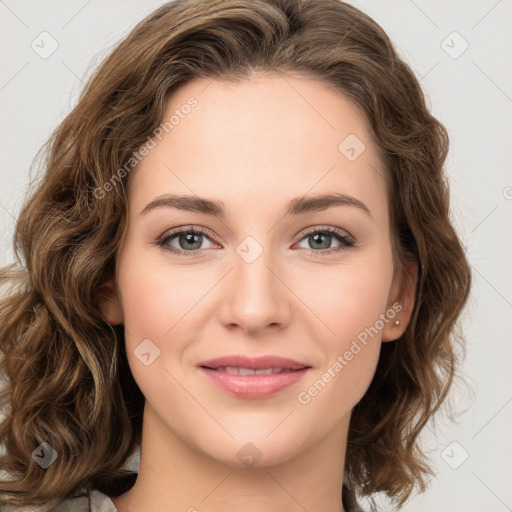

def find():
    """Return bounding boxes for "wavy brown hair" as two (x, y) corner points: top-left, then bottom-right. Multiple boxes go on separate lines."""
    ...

(0, 0), (471, 510)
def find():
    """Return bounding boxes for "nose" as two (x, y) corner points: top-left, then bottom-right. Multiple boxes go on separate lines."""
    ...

(217, 242), (292, 335)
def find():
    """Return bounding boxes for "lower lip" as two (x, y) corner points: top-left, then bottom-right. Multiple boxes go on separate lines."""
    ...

(199, 367), (310, 399)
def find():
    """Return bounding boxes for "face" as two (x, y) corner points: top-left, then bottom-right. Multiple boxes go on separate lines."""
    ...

(99, 72), (415, 468)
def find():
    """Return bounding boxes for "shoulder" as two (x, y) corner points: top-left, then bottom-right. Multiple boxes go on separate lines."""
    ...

(89, 489), (118, 512)
(0, 488), (118, 512)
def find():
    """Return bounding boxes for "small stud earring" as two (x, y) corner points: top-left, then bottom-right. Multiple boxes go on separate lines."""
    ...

(394, 319), (400, 326)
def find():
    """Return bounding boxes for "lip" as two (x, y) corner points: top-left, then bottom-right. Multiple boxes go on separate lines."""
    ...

(198, 355), (310, 370)
(197, 355), (312, 399)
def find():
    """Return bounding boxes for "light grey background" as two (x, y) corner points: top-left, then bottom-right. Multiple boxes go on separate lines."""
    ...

(0, 1), (511, 511)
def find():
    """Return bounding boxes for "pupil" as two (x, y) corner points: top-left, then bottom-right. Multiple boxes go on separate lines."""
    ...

(181, 232), (201, 250)
(312, 233), (330, 249)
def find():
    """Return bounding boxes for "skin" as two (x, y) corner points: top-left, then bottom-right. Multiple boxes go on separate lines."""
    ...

(98, 71), (417, 512)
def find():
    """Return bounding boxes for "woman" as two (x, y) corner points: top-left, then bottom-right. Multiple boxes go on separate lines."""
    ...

(0, 0), (471, 510)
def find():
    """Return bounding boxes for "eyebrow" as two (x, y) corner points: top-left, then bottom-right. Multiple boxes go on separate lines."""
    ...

(140, 192), (372, 220)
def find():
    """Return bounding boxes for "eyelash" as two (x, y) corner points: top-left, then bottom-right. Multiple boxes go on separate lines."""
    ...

(155, 225), (356, 258)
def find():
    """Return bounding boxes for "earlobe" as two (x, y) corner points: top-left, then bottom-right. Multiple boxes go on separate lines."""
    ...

(382, 259), (418, 342)
(96, 277), (124, 325)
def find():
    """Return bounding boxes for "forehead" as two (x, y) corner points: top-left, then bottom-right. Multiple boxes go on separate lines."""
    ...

(128, 72), (387, 220)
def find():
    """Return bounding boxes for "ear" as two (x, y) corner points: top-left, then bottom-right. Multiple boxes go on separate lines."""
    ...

(96, 277), (124, 325)
(382, 258), (418, 342)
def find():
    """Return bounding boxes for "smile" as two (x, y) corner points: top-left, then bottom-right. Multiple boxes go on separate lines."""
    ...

(199, 366), (310, 399)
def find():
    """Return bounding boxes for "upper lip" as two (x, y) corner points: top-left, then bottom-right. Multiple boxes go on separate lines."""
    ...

(198, 355), (311, 370)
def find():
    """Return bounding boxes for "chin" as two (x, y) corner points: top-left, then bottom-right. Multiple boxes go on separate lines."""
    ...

(193, 427), (308, 470)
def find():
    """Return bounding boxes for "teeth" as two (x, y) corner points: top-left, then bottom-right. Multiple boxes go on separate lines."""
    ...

(257, 368), (285, 375)
(219, 367), (287, 375)
(237, 367), (256, 376)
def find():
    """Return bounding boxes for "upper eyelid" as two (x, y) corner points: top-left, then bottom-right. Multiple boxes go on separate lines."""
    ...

(296, 225), (353, 240)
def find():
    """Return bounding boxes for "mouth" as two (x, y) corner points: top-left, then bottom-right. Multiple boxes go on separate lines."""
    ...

(200, 365), (308, 375)
(197, 355), (312, 399)
(198, 354), (311, 371)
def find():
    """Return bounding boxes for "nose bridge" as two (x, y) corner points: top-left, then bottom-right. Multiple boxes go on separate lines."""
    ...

(235, 237), (276, 296)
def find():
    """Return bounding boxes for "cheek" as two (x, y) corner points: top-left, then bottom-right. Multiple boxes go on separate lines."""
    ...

(117, 251), (205, 341)
(293, 254), (393, 400)
(297, 340), (380, 432)
(115, 248), (219, 401)
(295, 255), (393, 342)
(295, 277), (389, 418)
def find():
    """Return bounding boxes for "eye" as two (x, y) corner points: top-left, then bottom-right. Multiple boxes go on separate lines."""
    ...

(156, 225), (356, 257)
(156, 225), (219, 256)
(294, 226), (355, 256)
